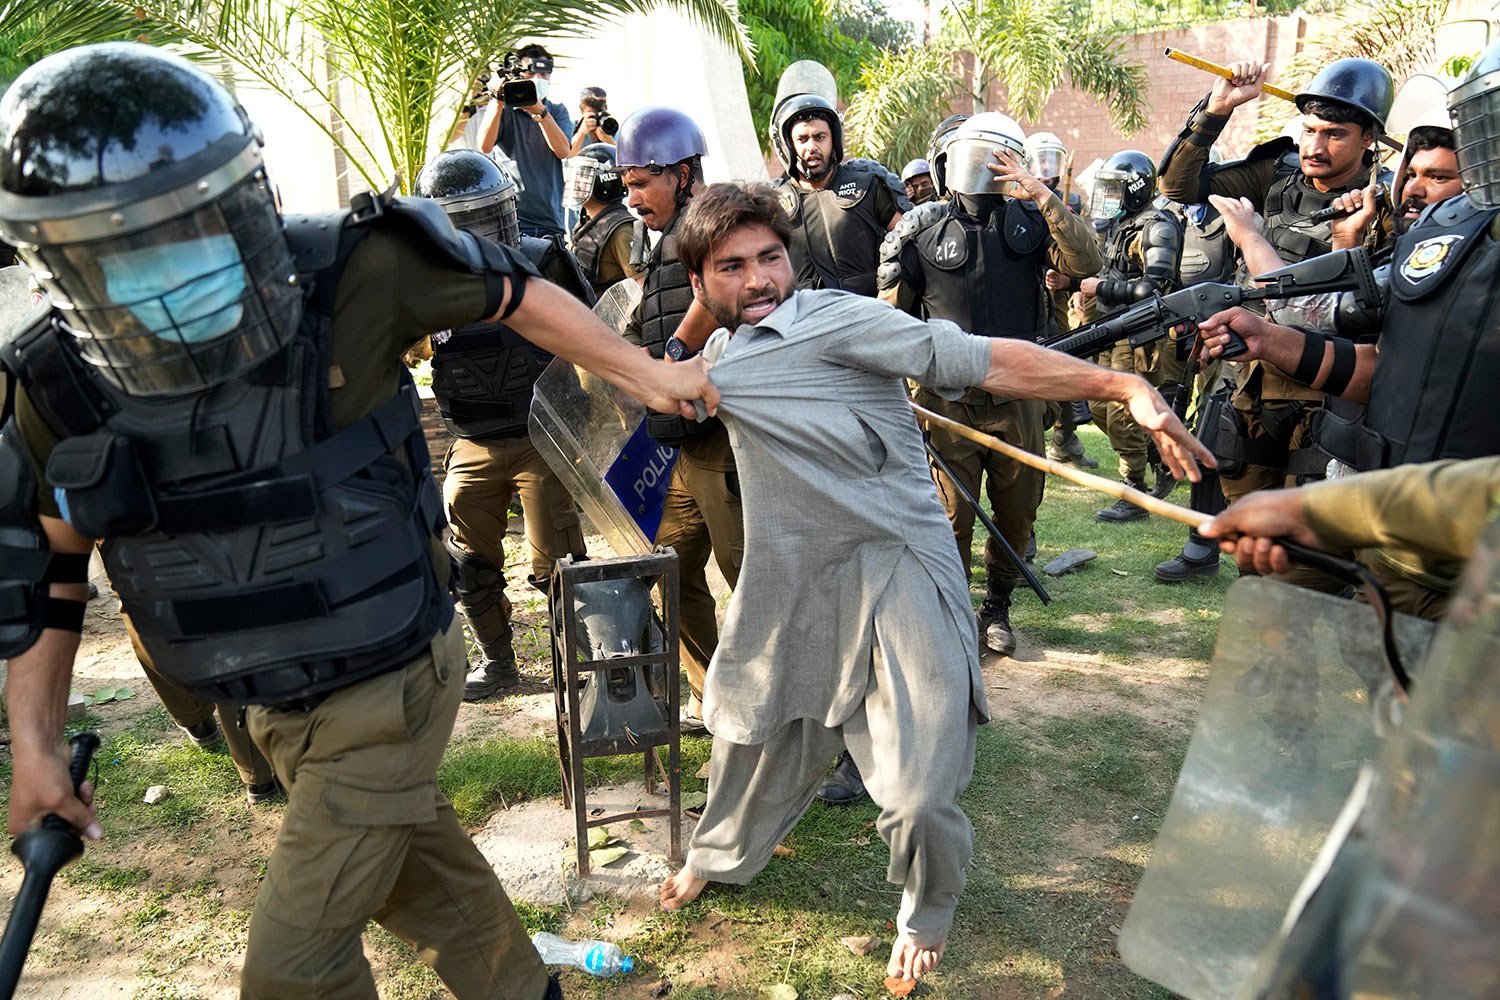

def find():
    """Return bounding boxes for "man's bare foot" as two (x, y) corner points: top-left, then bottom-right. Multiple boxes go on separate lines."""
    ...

(659, 869), (708, 911)
(887, 933), (946, 981)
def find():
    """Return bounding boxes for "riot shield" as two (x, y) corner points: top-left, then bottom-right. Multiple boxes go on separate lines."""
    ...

(1240, 522), (1500, 1000)
(773, 60), (839, 111)
(529, 278), (679, 559)
(1118, 577), (1435, 1000)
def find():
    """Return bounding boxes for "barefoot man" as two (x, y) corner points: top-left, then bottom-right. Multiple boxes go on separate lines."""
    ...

(656, 183), (1212, 981)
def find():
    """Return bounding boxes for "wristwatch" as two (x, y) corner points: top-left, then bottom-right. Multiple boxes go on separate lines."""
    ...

(665, 336), (695, 361)
(529, 110), (548, 122)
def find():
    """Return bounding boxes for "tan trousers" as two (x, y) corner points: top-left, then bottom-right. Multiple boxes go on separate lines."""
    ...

(241, 621), (545, 999)
(444, 435), (584, 582)
(1089, 341), (1163, 481)
(918, 389), (1046, 589)
(654, 426), (744, 703)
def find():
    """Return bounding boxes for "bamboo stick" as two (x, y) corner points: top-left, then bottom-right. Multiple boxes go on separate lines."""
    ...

(911, 402), (1211, 530)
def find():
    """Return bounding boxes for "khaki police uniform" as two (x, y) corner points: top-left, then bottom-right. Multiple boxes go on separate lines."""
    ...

(17, 228), (547, 998)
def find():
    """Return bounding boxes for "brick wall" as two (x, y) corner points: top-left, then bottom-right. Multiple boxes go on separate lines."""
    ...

(982, 12), (1332, 180)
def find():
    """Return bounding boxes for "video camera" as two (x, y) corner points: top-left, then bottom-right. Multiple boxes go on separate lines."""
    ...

(495, 49), (554, 108)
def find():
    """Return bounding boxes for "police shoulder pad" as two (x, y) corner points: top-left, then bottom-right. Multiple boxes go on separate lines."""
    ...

(283, 212), (347, 275)
(917, 215), (969, 270)
(1002, 199), (1047, 256)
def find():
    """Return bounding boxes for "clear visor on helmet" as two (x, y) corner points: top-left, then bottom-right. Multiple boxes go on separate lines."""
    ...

(943, 137), (1023, 196)
(1030, 148), (1064, 182)
(563, 157), (603, 209)
(1449, 77), (1500, 209)
(1090, 170), (1129, 220)
(22, 175), (300, 398)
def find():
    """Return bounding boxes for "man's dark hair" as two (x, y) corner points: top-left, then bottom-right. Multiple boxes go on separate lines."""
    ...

(516, 43), (552, 68)
(1406, 124), (1455, 153)
(678, 183), (794, 275)
(580, 86), (607, 111)
(1300, 98), (1378, 135)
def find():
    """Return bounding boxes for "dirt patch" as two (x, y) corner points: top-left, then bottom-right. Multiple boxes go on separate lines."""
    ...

(984, 641), (1205, 732)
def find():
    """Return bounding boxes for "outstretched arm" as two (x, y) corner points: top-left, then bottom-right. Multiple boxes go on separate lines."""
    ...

(979, 339), (1214, 481)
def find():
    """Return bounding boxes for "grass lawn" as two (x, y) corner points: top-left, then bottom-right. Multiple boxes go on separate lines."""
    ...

(1, 425), (1234, 998)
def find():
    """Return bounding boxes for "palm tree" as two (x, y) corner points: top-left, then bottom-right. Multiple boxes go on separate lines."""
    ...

(843, 0), (1147, 167)
(0, 0), (752, 192)
(1252, 0), (1454, 142)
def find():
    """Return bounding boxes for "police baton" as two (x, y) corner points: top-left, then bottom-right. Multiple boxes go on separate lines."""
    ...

(921, 435), (1051, 605)
(1162, 48), (1402, 153)
(0, 732), (101, 1000)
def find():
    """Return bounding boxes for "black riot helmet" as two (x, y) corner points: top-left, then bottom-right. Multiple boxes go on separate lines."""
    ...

(1090, 150), (1157, 222)
(562, 142), (624, 209)
(771, 95), (844, 180)
(1448, 40), (1500, 209)
(1296, 58), (1395, 132)
(0, 43), (301, 399)
(414, 149), (520, 246)
(926, 113), (970, 198)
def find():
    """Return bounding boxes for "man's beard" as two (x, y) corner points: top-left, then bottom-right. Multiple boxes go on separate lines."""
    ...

(701, 283), (788, 330)
(798, 156), (833, 182)
(1395, 195), (1426, 235)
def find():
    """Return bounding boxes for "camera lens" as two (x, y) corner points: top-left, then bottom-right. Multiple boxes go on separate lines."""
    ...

(600, 114), (619, 136)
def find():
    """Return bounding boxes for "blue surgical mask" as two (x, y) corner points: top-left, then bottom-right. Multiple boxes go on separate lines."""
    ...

(98, 235), (247, 344)
(532, 78), (551, 102)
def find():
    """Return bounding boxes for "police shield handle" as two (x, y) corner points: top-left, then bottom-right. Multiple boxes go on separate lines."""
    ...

(911, 403), (1208, 530)
(1163, 48), (1403, 153)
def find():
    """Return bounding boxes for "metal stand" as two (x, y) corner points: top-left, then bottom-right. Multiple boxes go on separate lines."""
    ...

(549, 550), (681, 875)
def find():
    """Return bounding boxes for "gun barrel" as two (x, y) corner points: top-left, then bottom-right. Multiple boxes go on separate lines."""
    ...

(1045, 301), (1161, 359)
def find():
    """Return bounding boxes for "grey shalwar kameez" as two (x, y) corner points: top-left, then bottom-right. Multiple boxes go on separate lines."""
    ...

(689, 289), (993, 945)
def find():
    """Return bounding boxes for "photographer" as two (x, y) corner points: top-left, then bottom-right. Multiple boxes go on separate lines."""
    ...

(448, 70), (497, 151)
(481, 43), (574, 237)
(571, 86), (619, 153)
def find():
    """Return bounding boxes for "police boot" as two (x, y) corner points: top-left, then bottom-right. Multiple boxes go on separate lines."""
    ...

(453, 550), (521, 701)
(1154, 530), (1221, 583)
(542, 973), (564, 1000)
(1046, 428), (1099, 469)
(1096, 477), (1151, 523)
(1150, 461), (1177, 499)
(816, 749), (868, 805)
(978, 580), (1018, 657)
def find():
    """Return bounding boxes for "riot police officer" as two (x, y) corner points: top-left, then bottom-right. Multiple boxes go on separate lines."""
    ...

(1159, 57), (1395, 526)
(1197, 43), (1500, 619)
(1072, 150), (1185, 520)
(0, 43), (711, 998)
(879, 112), (1101, 656)
(566, 142), (644, 296)
(414, 150), (591, 700)
(616, 107), (743, 728)
(901, 158), (936, 205)
(770, 88), (911, 295)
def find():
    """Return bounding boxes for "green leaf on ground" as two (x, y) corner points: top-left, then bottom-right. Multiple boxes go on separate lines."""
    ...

(589, 846), (629, 867)
(681, 791), (707, 809)
(587, 826), (612, 849)
(764, 985), (798, 1000)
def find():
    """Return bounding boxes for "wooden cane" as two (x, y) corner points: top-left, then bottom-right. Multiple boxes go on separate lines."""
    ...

(911, 402), (1211, 530)
(1163, 48), (1403, 153)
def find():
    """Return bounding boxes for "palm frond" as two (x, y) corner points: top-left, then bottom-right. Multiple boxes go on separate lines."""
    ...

(843, 46), (968, 165)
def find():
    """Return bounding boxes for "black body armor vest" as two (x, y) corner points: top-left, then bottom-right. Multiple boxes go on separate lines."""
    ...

(775, 163), (890, 297)
(1175, 202), (1237, 286)
(639, 212), (714, 445)
(1262, 154), (1345, 263)
(1, 210), (456, 706)
(1096, 206), (1181, 317)
(572, 203), (635, 297)
(429, 235), (588, 440)
(1317, 195), (1500, 470)
(913, 195), (1050, 340)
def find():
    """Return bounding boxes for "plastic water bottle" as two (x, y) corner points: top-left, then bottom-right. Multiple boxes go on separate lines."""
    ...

(530, 931), (635, 977)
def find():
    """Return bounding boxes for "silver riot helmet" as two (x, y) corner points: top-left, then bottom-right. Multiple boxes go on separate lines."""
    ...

(1023, 130), (1068, 187)
(0, 43), (301, 398)
(1089, 150), (1157, 222)
(941, 112), (1027, 196)
(561, 143), (624, 209)
(414, 149), (521, 245)
(1449, 40), (1500, 208)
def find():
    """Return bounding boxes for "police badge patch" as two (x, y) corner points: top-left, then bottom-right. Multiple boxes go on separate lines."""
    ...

(1399, 234), (1464, 283)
